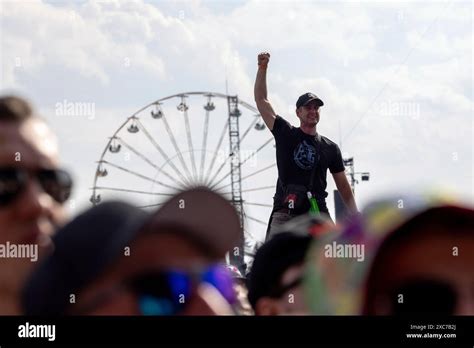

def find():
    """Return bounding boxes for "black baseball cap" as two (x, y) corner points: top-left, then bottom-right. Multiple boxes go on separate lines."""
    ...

(296, 92), (324, 108)
(247, 232), (312, 309)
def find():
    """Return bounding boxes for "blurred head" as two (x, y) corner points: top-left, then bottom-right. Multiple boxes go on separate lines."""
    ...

(0, 95), (72, 313)
(362, 206), (474, 315)
(23, 187), (242, 316)
(302, 198), (474, 316)
(248, 232), (313, 315)
(73, 228), (238, 316)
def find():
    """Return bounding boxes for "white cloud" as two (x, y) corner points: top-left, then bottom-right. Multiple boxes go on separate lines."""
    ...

(2, 0), (167, 87)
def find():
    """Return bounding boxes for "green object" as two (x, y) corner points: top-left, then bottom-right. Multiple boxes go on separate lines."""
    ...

(307, 191), (320, 215)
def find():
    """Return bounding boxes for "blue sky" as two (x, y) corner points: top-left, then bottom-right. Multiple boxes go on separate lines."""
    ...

(1, 0), (472, 244)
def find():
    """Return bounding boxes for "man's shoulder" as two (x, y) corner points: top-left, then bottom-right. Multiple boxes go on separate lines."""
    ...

(275, 115), (293, 127)
(273, 115), (297, 134)
(319, 135), (339, 148)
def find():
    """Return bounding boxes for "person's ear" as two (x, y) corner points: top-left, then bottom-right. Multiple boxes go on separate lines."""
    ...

(255, 297), (282, 316)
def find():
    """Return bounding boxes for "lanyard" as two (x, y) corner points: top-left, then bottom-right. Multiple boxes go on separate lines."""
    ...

(307, 133), (322, 215)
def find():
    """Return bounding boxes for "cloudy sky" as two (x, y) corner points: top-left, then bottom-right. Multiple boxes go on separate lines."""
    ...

(1, 0), (472, 243)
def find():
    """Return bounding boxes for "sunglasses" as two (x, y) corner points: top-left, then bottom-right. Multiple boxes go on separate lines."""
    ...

(76, 265), (236, 315)
(389, 279), (459, 315)
(0, 167), (73, 206)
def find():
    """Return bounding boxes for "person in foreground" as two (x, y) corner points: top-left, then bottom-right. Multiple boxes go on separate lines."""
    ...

(302, 196), (474, 315)
(22, 187), (241, 315)
(247, 214), (335, 315)
(0, 95), (73, 314)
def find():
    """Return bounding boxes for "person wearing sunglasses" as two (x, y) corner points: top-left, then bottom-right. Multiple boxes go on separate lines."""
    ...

(0, 95), (73, 314)
(302, 198), (474, 316)
(361, 205), (474, 315)
(22, 187), (241, 316)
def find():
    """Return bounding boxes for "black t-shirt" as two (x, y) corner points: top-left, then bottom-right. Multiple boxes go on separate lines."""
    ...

(271, 115), (345, 209)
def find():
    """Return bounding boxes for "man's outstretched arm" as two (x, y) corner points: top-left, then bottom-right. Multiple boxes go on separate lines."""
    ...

(254, 52), (276, 131)
(332, 171), (359, 214)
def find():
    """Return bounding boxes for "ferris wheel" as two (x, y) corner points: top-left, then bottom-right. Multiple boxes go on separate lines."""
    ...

(90, 92), (277, 271)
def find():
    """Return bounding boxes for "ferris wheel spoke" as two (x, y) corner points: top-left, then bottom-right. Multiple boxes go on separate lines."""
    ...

(241, 208), (259, 240)
(160, 112), (193, 182)
(136, 120), (191, 186)
(116, 137), (188, 188)
(93, 186), (175, 196)
(220, 185), (273, 195)
(137, 203), (166, 209)
(239, 115), (260, 144)
(183, 107), (198, 180)
(199, 109), (211, 183)
(242, 201), (273, 208)
(101, 160), (181, 191)
(213, 163), (277, 191)
(220, 185), (274, 195)
(242, 226), (258, 245)
(203, 119), (229, 185)
(209, 138), (274, 189)
(242, 185), (275, 193)
(206, 153), (232, 188)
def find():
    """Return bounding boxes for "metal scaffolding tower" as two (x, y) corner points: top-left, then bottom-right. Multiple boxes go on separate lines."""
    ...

(227, 95), (245, 272)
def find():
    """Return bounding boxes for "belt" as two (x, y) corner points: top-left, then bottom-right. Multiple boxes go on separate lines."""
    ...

(275, 198), (327, 215)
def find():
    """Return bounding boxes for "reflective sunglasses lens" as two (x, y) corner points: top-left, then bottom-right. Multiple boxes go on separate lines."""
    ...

(0, 168), (24, 206)
(138, 295), (176, 316)
(202, 266), (236, 304)
(166, 271), (192, 303)
(130, 272), (191, 315)
(393, 280), (456, 314)
(37, 169), (73, 203)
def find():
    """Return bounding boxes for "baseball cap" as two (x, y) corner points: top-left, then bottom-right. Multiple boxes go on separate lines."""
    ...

(296, 92), (324, 108)
(22, 187), (242, 315)
(148, 186), (241, 258)
(247, 232), (313, 309)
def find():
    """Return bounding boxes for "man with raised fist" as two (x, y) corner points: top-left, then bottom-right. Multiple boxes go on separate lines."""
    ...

(254, 52), (358, 240)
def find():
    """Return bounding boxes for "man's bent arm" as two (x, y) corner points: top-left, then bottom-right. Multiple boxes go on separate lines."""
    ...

(332, 171), (359, 214)
(254, 52), (276, 130)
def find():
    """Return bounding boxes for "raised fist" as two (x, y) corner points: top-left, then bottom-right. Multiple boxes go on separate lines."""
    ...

(258, 52), (270, 68)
